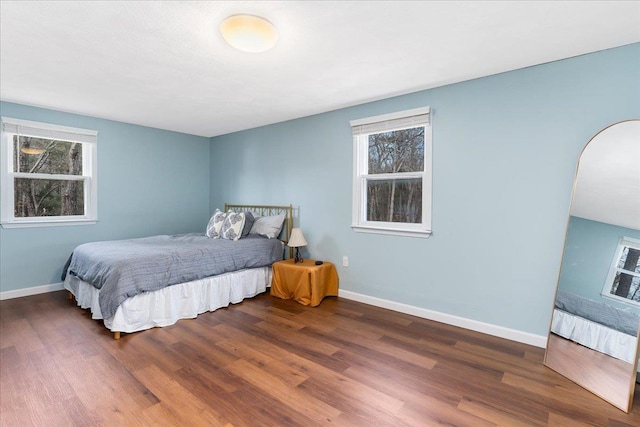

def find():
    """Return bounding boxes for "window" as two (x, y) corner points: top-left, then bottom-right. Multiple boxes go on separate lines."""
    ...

(602, 237), (640, 307)
(350, 107), (432, 238)
(1, 117), (98, 228)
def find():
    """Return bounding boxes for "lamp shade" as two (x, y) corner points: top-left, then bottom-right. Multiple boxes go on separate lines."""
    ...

(288, 228), (307, 248)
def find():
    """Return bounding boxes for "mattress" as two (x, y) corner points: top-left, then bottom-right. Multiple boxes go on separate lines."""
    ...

(551, 308), (638, 363)
(64, 267), (271, 333)
(555, 290), (640, 336)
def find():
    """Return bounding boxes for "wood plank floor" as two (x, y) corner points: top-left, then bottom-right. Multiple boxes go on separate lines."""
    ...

(1, 291), (640, 426)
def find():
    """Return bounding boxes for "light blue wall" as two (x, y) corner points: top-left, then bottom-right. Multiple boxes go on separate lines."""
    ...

(559, 216), (640, 313)
(210, 43), (640, 336)
(0, 102), (211, 292)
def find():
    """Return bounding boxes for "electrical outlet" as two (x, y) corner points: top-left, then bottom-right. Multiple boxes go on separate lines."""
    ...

(342, 256), (349, 267)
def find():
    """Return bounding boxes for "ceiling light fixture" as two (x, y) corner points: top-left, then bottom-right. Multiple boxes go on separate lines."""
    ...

(220, 14), (278, 53)
(20, 147), (45, 155)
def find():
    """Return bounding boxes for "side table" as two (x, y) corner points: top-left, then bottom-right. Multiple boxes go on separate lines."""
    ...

(271, 259), (339, 306)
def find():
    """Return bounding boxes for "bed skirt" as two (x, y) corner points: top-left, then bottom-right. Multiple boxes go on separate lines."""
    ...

(64, 267), (271, 334)
(551, 308), (638, 363)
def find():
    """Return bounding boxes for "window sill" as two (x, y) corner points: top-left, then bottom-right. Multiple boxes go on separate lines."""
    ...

(351, 224), (432, 239)
(1, 219), (98, 229)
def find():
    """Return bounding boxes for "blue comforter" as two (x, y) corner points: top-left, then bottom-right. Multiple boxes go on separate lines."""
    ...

(555, 290), (640, 336)
(67, 233), (283, 319)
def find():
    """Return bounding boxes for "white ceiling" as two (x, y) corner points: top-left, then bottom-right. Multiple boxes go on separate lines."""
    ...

(572, 121), (640, 231)
(1, 1), (639, 137)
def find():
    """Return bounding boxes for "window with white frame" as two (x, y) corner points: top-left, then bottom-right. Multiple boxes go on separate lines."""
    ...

(350, 107), (432, 238)
(1, 117), (98, 228)
(602, 237), (640, 307)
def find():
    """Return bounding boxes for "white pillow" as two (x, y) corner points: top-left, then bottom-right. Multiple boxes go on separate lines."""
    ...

(249, 214), (285, 239)
(206, 209), (226, 238)
(221, 211), (246, 241)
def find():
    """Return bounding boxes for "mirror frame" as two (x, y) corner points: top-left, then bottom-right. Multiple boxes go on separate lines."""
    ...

(543, 119), (640, 413)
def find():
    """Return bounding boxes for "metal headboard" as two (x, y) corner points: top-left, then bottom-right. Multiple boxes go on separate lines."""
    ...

(224, 203), (294, 259)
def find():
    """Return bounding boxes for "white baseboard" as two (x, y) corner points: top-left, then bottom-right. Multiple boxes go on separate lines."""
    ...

(338, 289), (548, 348)
(0, 283), (548, 348)
(0, 282), (64, 300)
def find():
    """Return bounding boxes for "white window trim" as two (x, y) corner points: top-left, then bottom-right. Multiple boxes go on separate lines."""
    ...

(601, 236), (640, 307)
(350, 106), (432, 238)
(1, 117), (98, 228)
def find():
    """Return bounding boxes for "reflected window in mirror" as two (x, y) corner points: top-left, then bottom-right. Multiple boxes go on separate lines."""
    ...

(602, 236), (640, 307)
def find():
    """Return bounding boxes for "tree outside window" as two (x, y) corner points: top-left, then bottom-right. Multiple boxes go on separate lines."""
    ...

(366, 127), (424, 223)
(603, 237), (640, 306)
(13, 136), (84, 217)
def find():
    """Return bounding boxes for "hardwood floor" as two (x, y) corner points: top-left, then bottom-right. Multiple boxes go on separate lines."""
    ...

(1, 291), (640, 426)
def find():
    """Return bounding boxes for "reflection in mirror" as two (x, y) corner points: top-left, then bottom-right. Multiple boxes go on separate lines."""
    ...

(544, 120), (640, 413)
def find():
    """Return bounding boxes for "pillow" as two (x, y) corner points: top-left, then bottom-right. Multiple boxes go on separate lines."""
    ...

(221, 211), (246, 241)
(249, 214), (285, 239)
(206, 209), (226, 238)
(240, 211), (255, 239)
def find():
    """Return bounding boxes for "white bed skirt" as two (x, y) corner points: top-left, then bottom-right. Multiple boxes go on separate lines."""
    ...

(551, 308), (638, 364)
(64, 267), (271, 333)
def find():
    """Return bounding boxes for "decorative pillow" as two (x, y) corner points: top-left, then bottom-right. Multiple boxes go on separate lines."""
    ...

(249, 214), (285, 239)
(221, 211), (246, 241)
(206, 209), (226, 238)
(240, 211), (255, 239)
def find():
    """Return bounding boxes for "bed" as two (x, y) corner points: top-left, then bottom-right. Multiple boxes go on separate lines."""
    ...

(63, 203), (293, 339)
(551, 290), (640, 363)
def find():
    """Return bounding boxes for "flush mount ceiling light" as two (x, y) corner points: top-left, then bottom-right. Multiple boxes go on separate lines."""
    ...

(20, 147), (45, 155)
(220, 14), (278, 53)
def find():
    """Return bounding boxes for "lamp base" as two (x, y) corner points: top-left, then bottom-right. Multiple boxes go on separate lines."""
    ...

(294, 247), (303, 263)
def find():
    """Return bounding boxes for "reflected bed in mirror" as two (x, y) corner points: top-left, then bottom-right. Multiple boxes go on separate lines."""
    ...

(544, 119), (640, 413)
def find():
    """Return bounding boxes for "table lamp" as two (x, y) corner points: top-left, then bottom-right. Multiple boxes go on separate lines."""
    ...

(288, 228), (307, 263)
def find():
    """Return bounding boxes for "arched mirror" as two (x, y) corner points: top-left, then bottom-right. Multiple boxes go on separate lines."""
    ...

(544, 119), (640, 413)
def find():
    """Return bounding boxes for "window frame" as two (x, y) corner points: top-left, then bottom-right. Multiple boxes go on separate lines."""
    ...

(350, 106), (432, 238)
(1, 117), (98, 228)
(601, 236), (640, 307)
